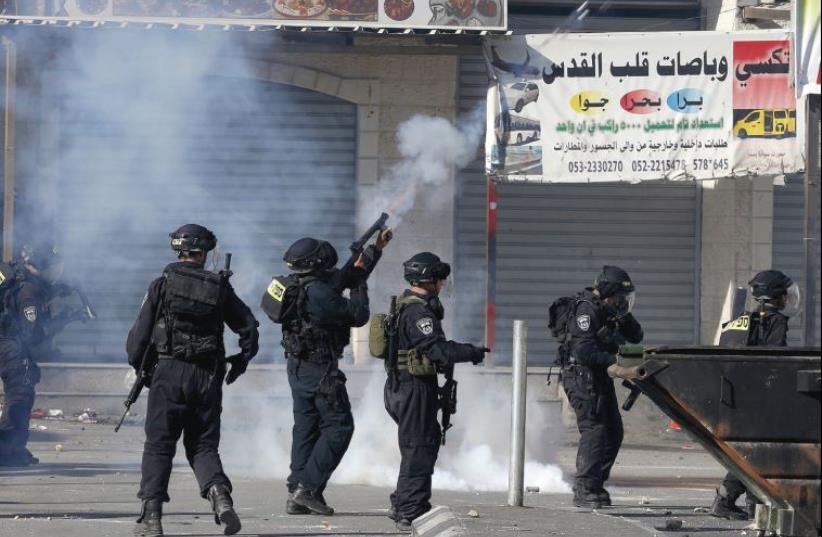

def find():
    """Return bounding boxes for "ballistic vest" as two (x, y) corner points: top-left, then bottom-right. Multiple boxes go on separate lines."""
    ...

(154, 264), (226, 361)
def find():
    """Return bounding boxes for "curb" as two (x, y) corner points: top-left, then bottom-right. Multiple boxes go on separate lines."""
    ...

(412, 506), (468, 537)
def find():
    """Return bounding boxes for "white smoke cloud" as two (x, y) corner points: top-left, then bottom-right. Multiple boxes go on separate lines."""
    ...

(360, 105), (486, 228)
(222, 369), (570, 495)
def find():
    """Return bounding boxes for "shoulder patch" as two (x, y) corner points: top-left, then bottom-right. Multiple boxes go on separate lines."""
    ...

(576, 314), (590, 331)
(416, 317), (434, 336)
(24, 306), (38, 322)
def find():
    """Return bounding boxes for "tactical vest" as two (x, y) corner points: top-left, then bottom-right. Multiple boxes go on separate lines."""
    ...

(281, 277), (350, 362)
(154, 264), (226, 362)
(719, 311), (775, 347)
(370, 294), (437, 377)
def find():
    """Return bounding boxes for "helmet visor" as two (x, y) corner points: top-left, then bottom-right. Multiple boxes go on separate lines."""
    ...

(613, 291), (635, 316)
(782, 282), (801, 317)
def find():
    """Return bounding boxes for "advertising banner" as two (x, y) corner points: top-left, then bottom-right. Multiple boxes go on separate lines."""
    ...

(0, 0), (506, 31)
(794, 0), (821, 96)
(484, 31), (804, 183)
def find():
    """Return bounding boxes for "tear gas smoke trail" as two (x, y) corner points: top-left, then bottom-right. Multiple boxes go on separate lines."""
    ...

(361, 104), (486, 229)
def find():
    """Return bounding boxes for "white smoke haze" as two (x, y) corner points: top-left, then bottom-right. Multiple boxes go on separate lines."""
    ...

(222, 368), (570, 495)
(360, 105), (486, 228)
(15, 27), (567, 495)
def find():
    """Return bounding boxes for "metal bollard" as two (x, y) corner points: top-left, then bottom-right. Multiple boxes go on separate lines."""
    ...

(508, 320), (527, 507)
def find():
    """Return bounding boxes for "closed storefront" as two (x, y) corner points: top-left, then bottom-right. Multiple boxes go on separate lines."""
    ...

(492, 181), (699, 365)
(42, 70), (357, 362)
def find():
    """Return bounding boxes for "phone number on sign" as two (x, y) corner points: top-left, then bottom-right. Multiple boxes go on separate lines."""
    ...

(567, 160), (624, 174)
(630, 158), (730, 173)
(567, 158), (730, 175)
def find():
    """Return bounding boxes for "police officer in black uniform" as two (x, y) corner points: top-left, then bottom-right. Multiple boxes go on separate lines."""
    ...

(281, 231), (392, 516)
(562, 265), (643, 508)
(128, 224), (259, 537)
(709, 269), (798, 520)
(0, 243), (84, 467)
(384, 252), (488, 531)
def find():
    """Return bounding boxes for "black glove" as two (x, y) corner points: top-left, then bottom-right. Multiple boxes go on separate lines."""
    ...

(238, 323), (260, 361)
(225, 354), (248, 385)
(471, 346), (490, 365)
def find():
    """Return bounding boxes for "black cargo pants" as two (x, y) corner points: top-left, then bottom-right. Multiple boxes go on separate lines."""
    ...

(561, 365), (623, 491)
(138, 358), (231, 502)
(0, 342), (38, 457)
(286, 358), (354, 495)
(384, 373), (441, 521)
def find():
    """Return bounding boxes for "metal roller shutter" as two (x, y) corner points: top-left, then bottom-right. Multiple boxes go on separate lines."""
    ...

(772, 176), (807, 346)
(454, 0), (707, 341)
(493, 181), (699, 366)
(454, 57), (489, 343)
(43, 74), (357, 362)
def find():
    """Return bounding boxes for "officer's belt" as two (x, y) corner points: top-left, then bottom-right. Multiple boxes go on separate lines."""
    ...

(158, 353), (221, 365)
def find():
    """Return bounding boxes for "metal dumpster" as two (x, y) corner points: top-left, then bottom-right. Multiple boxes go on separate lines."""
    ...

(616, 346), (821, 537)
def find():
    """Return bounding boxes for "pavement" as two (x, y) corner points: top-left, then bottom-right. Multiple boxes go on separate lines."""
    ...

(0, 419), (754, 537)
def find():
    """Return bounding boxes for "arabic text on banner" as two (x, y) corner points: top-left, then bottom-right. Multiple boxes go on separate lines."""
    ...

(484, 31), (804, 183)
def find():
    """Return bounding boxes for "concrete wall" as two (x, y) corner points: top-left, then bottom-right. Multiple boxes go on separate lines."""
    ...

(700, 176), (774, 344)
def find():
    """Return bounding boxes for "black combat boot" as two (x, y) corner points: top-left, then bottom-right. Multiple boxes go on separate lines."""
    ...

(709, 491), (748, 520)
(134, 499), (163, 537)
(395, 517), (413, 533)
(573, 484), (603, 508)
(286, 489), (311, 515)
(207, 484), (242, 536)
(292, 484), (334, 516)
(387, 506), (399, 521)
(595, 487), (612, 507)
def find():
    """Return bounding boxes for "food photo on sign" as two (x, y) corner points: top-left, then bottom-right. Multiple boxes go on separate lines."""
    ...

(380, 0), (502, 27)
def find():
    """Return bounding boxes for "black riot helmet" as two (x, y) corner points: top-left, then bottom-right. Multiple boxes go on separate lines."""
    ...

(594, 265), (635, 298)
(749, 269), (801, 316)
(20, 243), (61, 271)
(20, 242), (65, 283)
(749, 270), (792, 300)
(594, 265), (636, 316)
(169, 224), (217, 254)
(403, 252), (451, 285)
(284, 237), (338, 273)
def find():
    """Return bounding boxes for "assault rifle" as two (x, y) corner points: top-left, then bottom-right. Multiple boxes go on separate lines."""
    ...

(386, 296), (399, 391)
(332, 212), (389, 290)
(115, 254), (233, 432)
(439, 364), (458, 445)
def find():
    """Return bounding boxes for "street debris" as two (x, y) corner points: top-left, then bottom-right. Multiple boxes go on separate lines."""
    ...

(76, 409), (99, 424)
(526, 486), (540, 493)
(55, 444), (64, 452)
(467, 509), (480, 518)
(639, 496), (651, 505)
(47, 409), (64, 418)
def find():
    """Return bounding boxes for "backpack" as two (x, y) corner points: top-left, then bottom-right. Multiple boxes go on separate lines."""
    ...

(260, 274), (302, 324)
(548, 295), (578, 341)
(368, 294), (427, 359)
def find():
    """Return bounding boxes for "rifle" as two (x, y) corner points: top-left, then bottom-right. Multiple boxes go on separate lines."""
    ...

(439, 364), (458, 445)
(220, 253), (233, 282)
(333, 212), (389, 290)
(74, 285), (97, 320)
(386, 296), (399, 391)
(114, 362), (152, 433)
